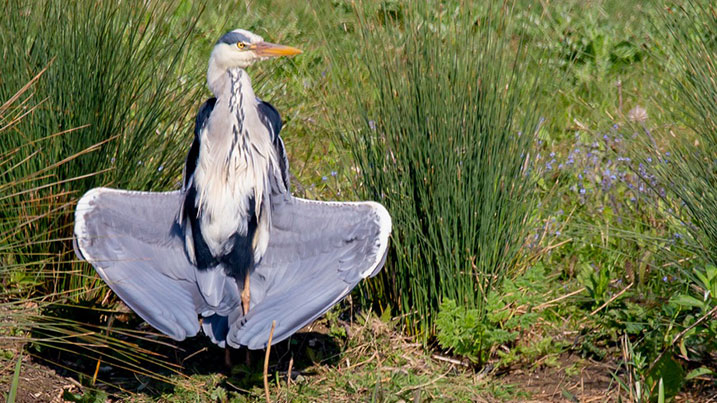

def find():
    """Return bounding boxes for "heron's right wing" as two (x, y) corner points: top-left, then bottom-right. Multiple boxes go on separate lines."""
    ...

(74, 188), (210, 341)
(226, 196), (391, 349)
(182, 97), (216, 190)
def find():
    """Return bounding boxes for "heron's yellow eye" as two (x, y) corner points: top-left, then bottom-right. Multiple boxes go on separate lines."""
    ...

(237, 42), (246, 49)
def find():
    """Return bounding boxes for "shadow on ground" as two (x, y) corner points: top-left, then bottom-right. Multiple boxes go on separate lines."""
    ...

(14, 301), (342, 400)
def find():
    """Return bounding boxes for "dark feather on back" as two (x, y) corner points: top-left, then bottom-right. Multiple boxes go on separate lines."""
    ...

(182, 185), (218, 269)
(222, 196), (257, 278)
(183, 98), (216, 189)
(257, 99), (290, 191)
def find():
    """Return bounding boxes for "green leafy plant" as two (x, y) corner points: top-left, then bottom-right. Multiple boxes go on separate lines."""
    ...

(435, 265), (558, 367)
(435, 299), (492, 364)
(666, 263), (717, 360)
(62, 389), (109, 403)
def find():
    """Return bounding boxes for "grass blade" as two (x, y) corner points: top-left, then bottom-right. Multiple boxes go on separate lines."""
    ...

(7, 352), (22, 403)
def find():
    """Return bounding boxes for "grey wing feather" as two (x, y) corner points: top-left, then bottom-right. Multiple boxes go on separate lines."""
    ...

(74, 188), (208, 340)
(226, 196), (392, 349)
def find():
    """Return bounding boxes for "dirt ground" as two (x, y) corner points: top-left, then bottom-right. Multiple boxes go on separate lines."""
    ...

(499, 355), (619, 402)
(1, 352), (83, 403)
(4, 345), (715, 402)
(1, 316), (715, 402)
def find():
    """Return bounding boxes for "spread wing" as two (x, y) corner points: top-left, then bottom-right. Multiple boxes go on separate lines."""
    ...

(74, 189), (391, 349)
(226, 196), (391, 349)
(74, 188), (208, 341)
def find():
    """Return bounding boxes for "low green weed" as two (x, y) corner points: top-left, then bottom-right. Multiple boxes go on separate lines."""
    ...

(436, 265), (565, 368)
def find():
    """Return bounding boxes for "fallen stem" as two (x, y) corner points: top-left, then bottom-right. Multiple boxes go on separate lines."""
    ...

(534, 287), (586, 311)
(590, 282), (633, 316)
(396, 368), (451, 395)
(649, 304), (717, 371)
(286, 355), (294, 386)
(431, 354), (469, 367)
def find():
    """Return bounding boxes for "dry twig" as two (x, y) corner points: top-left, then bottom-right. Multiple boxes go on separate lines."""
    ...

(396, 368), (451, 395)
(286, 355), (294, 386)
(264, 320), (276, 403)
(534, 287), (586, 311)
(431, 354), (470, 367)
(590, 282), (633, 315)
(649, 304), (717, 371)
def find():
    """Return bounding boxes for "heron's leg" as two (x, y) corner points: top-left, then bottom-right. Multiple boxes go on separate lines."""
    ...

(241, 271), (252, 367)
(241, 271), (251, 315)
(224, 346), (232, 368)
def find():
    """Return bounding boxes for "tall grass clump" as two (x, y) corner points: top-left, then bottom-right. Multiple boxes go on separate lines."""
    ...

(0, 69), (189, 395)
(614, 2), (717, 397)
(335, 3), (543, 337)
(0, 0), (203, 301)
(650, 0), (717, 265)
(0, 1), (220, 391)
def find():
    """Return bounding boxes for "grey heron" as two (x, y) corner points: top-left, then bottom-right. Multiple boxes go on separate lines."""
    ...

(73, 29), (392, 350)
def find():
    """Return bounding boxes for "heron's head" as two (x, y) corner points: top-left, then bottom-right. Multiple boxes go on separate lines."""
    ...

(209, 29), (302, 71)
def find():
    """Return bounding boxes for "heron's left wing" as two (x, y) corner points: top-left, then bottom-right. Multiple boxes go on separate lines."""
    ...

(225, 196), (391, 349)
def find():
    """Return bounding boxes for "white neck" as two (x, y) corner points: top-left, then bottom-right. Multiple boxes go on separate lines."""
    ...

(207, 54), (227, 97)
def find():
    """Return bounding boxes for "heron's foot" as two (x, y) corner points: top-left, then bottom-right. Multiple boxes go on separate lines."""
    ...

(241, 272), (251, 316)
(225, 347), (252, 369)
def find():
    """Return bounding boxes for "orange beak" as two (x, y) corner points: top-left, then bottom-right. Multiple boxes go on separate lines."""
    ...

(250, 41), (302, 57)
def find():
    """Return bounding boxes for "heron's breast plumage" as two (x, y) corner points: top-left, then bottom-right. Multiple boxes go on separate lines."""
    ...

(192, 68), (278, 263)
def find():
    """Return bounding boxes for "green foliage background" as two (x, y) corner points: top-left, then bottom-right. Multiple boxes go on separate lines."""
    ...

(1, 0), (716, 400)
